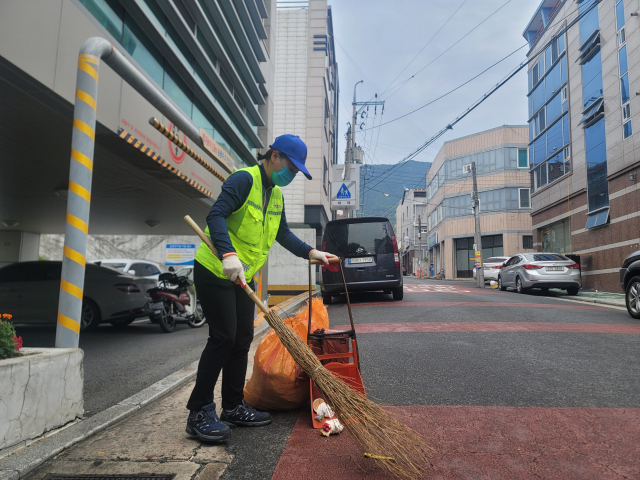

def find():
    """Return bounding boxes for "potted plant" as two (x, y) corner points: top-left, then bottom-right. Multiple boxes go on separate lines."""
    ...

(0, 314), (84, 451)
(0, 313), (22, 359)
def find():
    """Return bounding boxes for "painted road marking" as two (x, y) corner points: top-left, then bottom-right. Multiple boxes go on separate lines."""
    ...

(404, 284), (473, 293)
(343, 301), (607, 309)
(272, 406), (640, 480)
(333, 321), (640, 334)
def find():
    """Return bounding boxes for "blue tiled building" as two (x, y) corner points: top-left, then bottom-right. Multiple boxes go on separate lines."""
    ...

(524, 0), (640, 292)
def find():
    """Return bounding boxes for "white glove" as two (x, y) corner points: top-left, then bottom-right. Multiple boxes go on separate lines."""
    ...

(222, 254), (246, 287)
(309, 249), (336, 265)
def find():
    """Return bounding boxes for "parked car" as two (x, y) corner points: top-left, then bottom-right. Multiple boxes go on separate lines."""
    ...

(321, 216), (403, 303)
(0, 261), (155, 330)
(619, 249), (640, 319)
(497, 253), (581, 295)
(473, 256), (510, 282)
(93, 259), (163, 285)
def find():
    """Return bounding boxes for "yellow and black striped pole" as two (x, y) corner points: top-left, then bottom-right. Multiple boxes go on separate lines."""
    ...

(56, 36), (229, 347)
(56, 40), (111, 347)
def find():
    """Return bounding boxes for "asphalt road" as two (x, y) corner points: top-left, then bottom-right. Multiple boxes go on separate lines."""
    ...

(221, 277), (640, 479)
(17, 319), (210, 416)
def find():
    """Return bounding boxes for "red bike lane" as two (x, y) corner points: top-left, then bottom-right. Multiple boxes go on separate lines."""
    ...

(269, 285), (640, 479)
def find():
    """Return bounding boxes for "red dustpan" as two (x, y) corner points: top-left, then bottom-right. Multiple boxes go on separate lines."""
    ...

(306, 260), (366, 429)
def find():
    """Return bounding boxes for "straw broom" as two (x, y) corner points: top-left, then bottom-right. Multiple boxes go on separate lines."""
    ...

(184, 215), (430, 479)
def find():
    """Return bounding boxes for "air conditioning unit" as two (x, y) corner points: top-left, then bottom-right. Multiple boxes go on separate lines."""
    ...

(462, 164), (472, 174)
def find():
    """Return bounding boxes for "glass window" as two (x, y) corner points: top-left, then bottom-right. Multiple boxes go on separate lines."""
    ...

(624, 120), (633, 138)
(579, 0), (600, 45)
(546, 62), (561, 101)
(546, 92), (562, 124)
(582, 51), (603, 108)
(519, 188), (531, 208)
(546, 119), (563, 158)
(616, 0), (625, 32)
(545, 46), (552, 73)
(325, 221), (394, 257)
(538, 108), (546, 132)
(561, 54), (567, 85)
(529, 120), (534, 141)
(531, 81), (546, 114)
(532, 63), (539, 86)
(584, 117), (609, 211)
(529, 145), (535, 167)
(563, 113), (570, 145)
(196, 30), (218, 68)
(122, 16), (163, 85)
(558, 33), (565, 54)
(528, 69), (533, 92)
(585, 116), (606, 154)
(547, 152), (565, 183)
(518, 149), (529, 168)
(619, 45), (628, 75)
(523, 236), (533, 249)
(621, 74), (630, 104)
(536, 163), (548, 188)
(79, 0), (124, 40)
(534, 135), (546, 165)
(163, 68), (193, 117)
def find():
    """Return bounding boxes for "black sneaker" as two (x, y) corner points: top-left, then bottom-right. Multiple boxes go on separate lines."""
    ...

(220, 400), (272, 428)
(186, 402), (231, 442)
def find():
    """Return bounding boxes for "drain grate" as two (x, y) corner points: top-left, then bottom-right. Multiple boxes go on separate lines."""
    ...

(43, 476), (175, 480)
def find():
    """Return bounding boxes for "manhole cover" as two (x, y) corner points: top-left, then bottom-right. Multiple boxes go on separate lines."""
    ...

(43, 476), (175, 480)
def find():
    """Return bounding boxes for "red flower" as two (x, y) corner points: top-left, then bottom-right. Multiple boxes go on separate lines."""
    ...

(13, 335), (22, 351)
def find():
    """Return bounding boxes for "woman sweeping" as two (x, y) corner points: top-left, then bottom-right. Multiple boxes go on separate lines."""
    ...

(186, 134), (335, 441)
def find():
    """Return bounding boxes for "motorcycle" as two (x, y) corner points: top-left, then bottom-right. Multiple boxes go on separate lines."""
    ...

(146, 267), (206, 333)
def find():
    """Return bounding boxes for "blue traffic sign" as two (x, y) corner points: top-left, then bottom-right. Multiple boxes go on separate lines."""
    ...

(336, 183), (351, 199)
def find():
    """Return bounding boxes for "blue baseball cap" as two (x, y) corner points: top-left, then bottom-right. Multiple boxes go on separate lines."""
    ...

(271, 134), (312, 180)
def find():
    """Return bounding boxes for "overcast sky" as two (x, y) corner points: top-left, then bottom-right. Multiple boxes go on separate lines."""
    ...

(329, 0), (540, 172)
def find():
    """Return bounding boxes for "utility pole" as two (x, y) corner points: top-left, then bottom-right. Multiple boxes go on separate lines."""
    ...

(345, 80), (384, 219)
(471, 161), (484, 288)
(418, 215), (422, 278)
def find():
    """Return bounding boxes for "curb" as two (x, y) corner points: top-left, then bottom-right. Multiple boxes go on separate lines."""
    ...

(0, 290), (316, 480)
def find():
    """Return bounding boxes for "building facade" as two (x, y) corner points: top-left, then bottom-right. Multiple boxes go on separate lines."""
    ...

(524, 0), (640, 292)
(0, 0), (277, 302)
(396, 190), (428, 276)
(422, 126), (533, 279)
(273, 0), (339, 244)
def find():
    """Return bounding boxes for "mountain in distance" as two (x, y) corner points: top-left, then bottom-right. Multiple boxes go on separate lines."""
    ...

(358, 160), (432, 224)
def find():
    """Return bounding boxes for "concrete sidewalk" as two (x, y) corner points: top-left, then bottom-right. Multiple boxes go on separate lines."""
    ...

(20, 328), (268, 480)
(1, 291), (318, 480)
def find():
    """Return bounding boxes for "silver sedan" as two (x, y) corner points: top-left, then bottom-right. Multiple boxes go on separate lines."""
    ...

(497, 253), (581, 295)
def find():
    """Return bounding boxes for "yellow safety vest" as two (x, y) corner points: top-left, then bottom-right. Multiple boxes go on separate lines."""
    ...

(195, 166), (283, 281)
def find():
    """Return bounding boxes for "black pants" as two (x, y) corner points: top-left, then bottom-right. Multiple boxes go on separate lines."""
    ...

(186, 260), (255, 412)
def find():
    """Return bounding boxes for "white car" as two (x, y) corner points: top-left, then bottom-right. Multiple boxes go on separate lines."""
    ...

(93, 259), (163, 285)
(473, 256), (510, 282)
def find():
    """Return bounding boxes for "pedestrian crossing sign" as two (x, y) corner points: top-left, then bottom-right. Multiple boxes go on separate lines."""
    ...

(336, 183), (351, 199)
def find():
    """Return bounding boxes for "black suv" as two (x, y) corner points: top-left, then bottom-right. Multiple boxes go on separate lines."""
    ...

(321, 217), (403, 304)
(620, 249), (640, 319)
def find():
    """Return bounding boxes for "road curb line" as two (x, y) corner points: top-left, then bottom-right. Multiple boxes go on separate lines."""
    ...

(0, 291), (315, 479)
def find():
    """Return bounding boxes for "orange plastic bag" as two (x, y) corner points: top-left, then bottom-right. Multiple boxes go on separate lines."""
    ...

(243, 298), (329, 410)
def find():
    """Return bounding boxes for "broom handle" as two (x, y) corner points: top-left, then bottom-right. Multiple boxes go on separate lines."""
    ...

(183, 215), (270, 315)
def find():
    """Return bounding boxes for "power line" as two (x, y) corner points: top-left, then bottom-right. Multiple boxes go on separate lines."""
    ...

(362, 0), (597, 197)
(361, 42), (528, 133)
(382, 0), (514, 101)
(380, 0), (469, 97)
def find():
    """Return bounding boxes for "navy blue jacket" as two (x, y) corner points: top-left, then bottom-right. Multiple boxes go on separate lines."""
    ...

(206, 165), (314, 259)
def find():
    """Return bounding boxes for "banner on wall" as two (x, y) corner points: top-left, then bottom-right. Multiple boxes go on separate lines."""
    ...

(166, 244), (196, 266)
